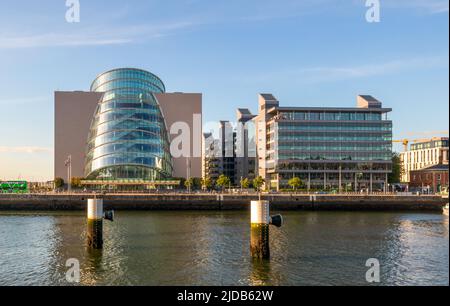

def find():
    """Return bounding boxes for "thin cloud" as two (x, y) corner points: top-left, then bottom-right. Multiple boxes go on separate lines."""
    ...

(298, 56), (449, 82)
(0, 22), (196, 49)
(0, 96), (50, 105)
(0, 146), (53, 154)
(385, 0), (449, 14)
(236, 56), (449, 84)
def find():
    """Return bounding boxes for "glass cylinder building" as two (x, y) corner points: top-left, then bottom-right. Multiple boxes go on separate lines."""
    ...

(84, 68), (173, 180)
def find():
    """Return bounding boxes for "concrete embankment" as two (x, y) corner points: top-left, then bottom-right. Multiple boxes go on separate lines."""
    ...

(0, 194), (447, 211)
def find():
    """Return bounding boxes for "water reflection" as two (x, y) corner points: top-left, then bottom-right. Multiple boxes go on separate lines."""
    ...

(0, 211), (448, 286)
(250, 259), (271, 286)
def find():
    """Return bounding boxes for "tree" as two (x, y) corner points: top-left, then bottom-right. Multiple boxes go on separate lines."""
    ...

(288, 177), (302, 191)
(184, 178), (194, 190)
(71, 177), (83, 188)
(240, 177), (250, 189)
(174, 177), (186, 189)
(216, 174), (231, 192)
(201, 177), (213, 191)
(54, 177), (64, 188)
(252, 176), (265, 192)
(192, 177), (202, 190)
(389, 152), (403, 184)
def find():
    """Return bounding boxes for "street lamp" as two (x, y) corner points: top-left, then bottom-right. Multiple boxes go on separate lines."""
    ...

(65, 155), (72, 193)
(186, 157), (191, 193)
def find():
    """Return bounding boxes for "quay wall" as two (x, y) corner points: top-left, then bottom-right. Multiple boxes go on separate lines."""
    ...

(0, 194), (447, 211)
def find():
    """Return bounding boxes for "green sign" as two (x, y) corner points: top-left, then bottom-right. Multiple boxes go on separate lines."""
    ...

(0, 181), (28, 193)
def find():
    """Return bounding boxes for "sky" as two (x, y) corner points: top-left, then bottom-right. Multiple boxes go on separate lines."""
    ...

(0, 0), (448, 181)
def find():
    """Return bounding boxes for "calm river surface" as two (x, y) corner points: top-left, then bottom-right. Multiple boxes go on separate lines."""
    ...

(0, 211), (448, 286)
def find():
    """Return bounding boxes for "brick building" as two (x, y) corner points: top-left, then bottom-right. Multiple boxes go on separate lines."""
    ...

(410, 164), (449, 193)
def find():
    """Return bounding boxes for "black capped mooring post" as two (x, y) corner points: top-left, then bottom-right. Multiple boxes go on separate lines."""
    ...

(87, 198), (114, 249)
(250, 200), (283, 260)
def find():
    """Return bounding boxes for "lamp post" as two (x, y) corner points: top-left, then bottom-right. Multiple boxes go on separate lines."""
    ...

(65, 155), (72, 194)
(186, 157), (191, 193)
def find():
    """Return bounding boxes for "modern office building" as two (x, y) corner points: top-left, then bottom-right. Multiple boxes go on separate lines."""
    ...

(400, 137), (449, 183)
(202, 121), (238, 182)
(54, 68), (202, 182)
(202, 132), (220, 181)
(254, 94), (393, 191)
(235, 109), (257, 184)
(202, 111), (257, 186)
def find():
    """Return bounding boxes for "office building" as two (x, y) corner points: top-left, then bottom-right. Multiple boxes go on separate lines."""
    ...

(202, 132), (220, 181)
(255, 94), (393, 191)
(235, 109), (257, 184)
(400, 137), (449, 183)
(202, 111), (257, 186)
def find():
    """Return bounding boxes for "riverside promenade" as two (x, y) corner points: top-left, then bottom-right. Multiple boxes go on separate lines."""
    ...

(0, 193), (447, 211)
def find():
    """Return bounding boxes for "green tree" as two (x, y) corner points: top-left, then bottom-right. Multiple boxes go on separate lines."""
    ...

(184, 178), (194, 190)
(389, 152), (403, 184)
(201, 177), (213, 190)
(71, 177), (83, 188)
(192, 177), (202, 190)
(216, 174), (231, 192)
(288, 177), (302, 191)
(54, 177), (64, 188)
(252, 176), (265, 192)
(174, 177), (186, 189)
(240, 177), (250, 189)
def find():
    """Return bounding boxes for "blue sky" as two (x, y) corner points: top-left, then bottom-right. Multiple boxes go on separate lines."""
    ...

(0, 0), (448, 181)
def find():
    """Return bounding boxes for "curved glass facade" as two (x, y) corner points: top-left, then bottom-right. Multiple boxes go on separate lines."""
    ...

(85, 68), (173, 180)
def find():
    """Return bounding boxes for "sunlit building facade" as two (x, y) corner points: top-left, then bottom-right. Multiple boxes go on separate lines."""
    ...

(255, 94), (393, 191)
(235, 109), (257, 184)
(84, 68), (173, 180)
(400, 137), (449, 183)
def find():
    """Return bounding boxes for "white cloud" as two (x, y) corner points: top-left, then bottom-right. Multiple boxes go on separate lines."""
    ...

(297, 56), (449, 82)
(235, 56), (449, 84)
(0, 146), (53, 154)
(0, 22), (195, 49)
(385, 0), (449, 14)
(0, 96), (50, 106)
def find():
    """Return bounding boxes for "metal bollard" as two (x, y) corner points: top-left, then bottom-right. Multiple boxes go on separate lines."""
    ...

(87, 198), (103, 249)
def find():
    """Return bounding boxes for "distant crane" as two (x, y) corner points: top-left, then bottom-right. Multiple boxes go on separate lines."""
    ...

(393, 132), (449, 152)
(403, 130), (449, 137)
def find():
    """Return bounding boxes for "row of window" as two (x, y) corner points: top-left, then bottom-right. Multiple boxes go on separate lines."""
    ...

(277, 162), (391, 171)
(277, 145), (392, 152)
(411, 140), (449, 151)
(87, 131), (166, 152)
(278, 173), (388, 181)
(96, 109), (163, 125)
(278, 123), (392, 132)
(102, 89), (157, 103)
(277, 111), (384, 121)
(276, 153), (392, 161)
(91, 69), (165, 93)
(99, 100), (160, 114)
(92, 119), (162, 136)
(87, 166), (167, 181)
(277, 135), (392, 142)
(88, 142), (164, 160)
(95, 80), (164, 95)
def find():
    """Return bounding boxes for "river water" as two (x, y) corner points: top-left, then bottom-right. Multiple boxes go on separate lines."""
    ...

(0, 211), (448, 286)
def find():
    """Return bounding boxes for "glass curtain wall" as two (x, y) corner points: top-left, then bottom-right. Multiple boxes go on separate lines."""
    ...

(84, 68), (173, 180)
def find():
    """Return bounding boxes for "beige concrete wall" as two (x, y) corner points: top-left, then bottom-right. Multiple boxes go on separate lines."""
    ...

(156, 93), (202, 178)
(54, 91), (103, 180)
